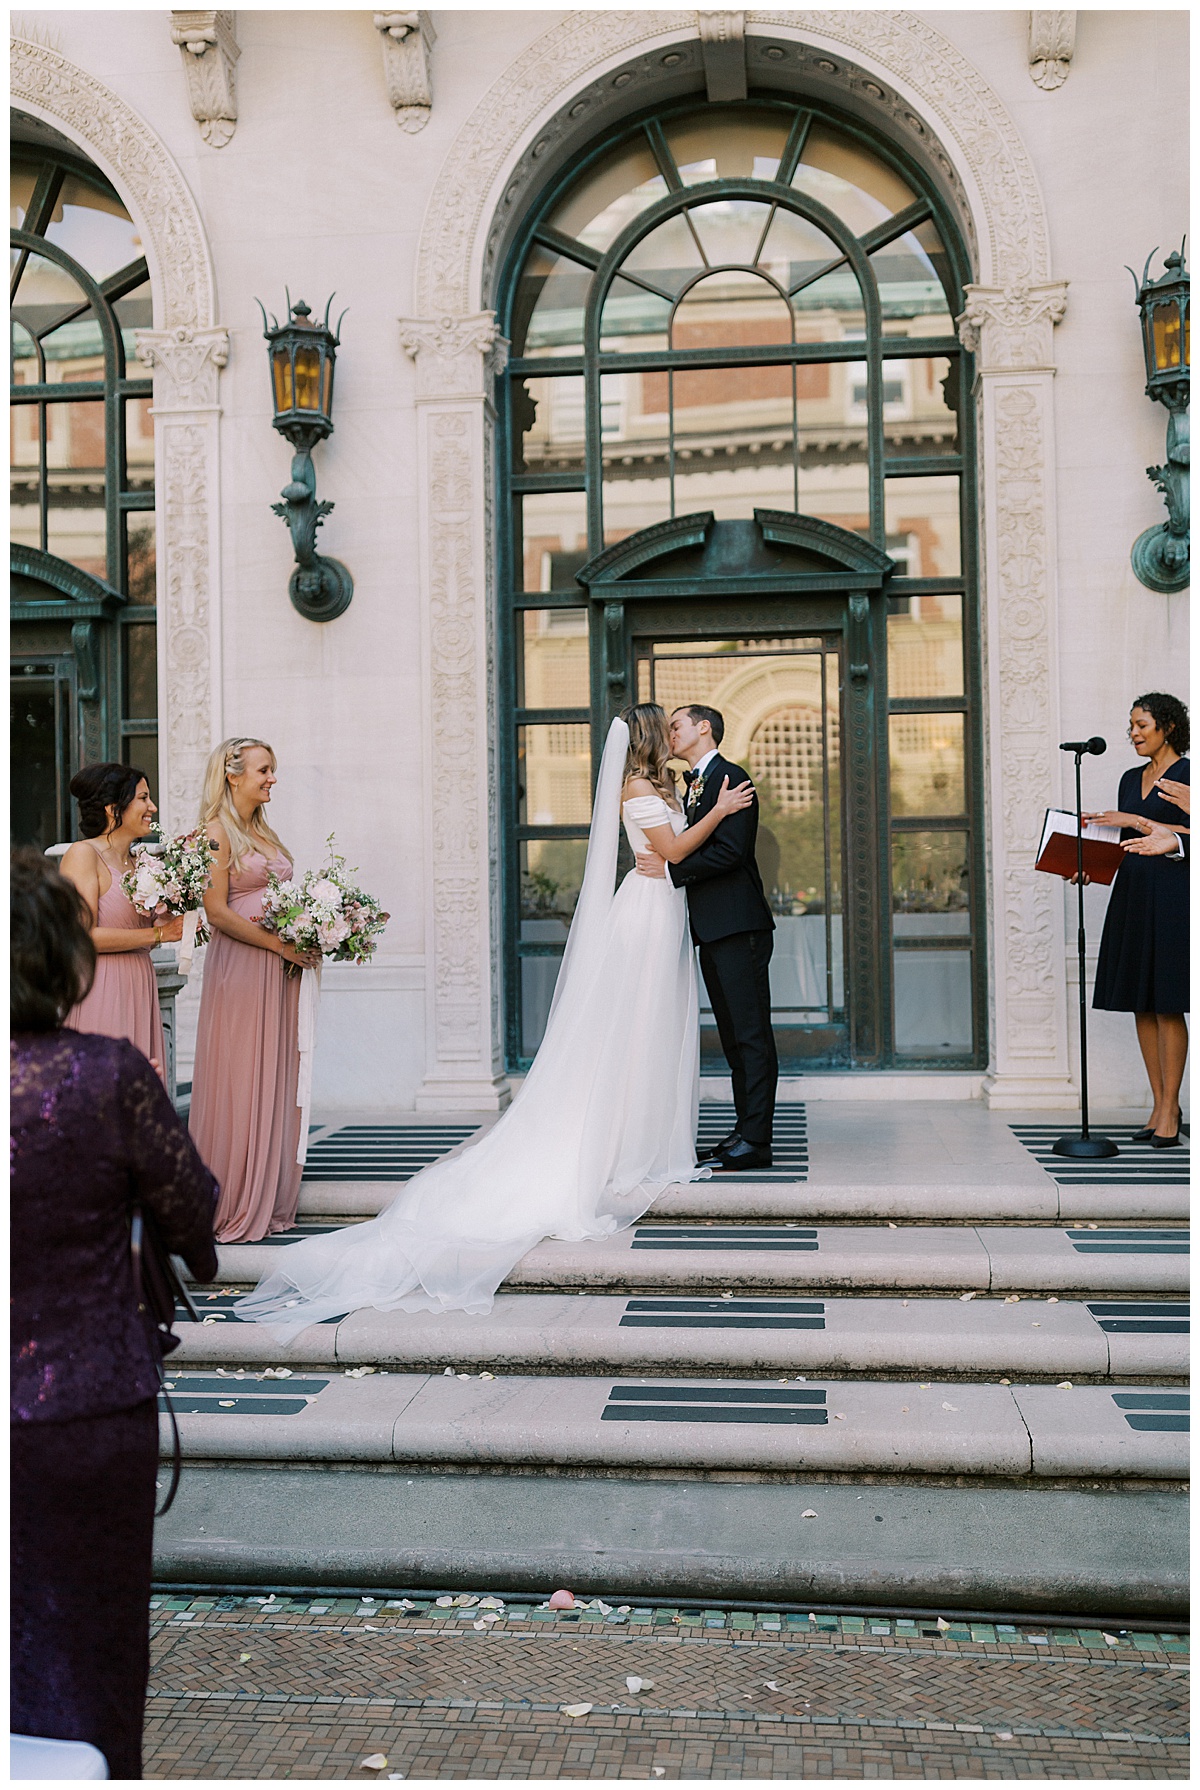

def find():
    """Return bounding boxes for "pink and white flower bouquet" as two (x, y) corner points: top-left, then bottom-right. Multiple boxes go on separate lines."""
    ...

(260, 835), (389, 967)
(123, 825), (217, 971)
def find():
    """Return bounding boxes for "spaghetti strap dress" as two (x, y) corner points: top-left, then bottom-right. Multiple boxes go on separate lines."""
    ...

(188, 849), (304, 1242)
(65, 844), (166, 1073)
(1093, 757), (1190, 1013)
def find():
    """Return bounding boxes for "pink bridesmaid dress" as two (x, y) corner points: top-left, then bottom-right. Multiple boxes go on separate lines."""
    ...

(66, 846), (166, 1071)
(189, 850), (303, 1243)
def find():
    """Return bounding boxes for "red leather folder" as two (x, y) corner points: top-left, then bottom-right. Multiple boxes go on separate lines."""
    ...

(1035, 809), (1124, 885)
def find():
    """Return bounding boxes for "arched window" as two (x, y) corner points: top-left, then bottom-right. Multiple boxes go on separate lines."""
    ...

(499, 96), (980, 1073)
(10, 140), (156, 847)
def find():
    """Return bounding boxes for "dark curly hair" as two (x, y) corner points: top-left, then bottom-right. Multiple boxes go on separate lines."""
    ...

(11, 849), (96, 1031)
(69, 761), (149, 839)
(1131, 692), (1190, 756)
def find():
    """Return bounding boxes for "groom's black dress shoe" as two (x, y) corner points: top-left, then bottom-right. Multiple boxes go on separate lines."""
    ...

(711, 1134), (773, 1173)
(696, 1130), (739, 1163)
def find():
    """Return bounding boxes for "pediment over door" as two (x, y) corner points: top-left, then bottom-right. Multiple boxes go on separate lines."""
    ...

(576, 510), (896, 597)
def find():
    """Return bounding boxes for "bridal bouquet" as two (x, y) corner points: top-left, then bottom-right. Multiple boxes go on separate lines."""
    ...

(123, 826), (217, 972)
(259, 835), (389, 966)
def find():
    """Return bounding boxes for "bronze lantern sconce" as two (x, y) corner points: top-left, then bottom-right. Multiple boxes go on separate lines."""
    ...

(1128, 245), (1189, 594)
(257, 293), (354, 622)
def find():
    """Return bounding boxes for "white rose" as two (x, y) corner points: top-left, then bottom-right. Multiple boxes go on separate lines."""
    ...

(308, 878), (342, 907)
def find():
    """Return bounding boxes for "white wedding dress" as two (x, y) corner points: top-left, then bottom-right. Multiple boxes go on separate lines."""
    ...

(237, 718), (702, 1330)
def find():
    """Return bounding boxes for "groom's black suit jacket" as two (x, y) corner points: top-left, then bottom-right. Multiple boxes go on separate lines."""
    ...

(667, 753), (776, 945)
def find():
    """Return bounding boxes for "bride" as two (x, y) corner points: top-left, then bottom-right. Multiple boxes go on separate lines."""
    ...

(237, 704), (754, 1328)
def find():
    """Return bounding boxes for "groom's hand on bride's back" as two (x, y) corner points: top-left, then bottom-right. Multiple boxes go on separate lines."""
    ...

(635, 850), (667, 879)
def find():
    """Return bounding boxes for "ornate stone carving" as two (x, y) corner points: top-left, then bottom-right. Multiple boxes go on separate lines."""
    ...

(169, 10), (239, 147)
(958, 282), (1069, 371)
(134, 325), (229, 408)
(10, 35), (215, 328)
(698, 12), (747, 101)
(399, 313), (507, 399)
(374, 11), (435, 132)
(1028, 11), (1076, 90)
(160, 424), (216, 827)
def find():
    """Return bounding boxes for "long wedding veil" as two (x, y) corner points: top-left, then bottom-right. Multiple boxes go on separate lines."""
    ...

(546, 715), (629, 1027)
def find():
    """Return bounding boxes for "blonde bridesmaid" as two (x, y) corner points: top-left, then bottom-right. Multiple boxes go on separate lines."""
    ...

(189, 737), (319, 1243)
(60, 763), (184, 1073)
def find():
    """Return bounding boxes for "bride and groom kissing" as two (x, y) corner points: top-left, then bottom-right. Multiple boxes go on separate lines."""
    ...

(239, 701), (779, 1330)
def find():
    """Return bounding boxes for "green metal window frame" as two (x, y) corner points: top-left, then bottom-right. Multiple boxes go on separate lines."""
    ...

(10, 147), (156, 783)
(495, 92), (985, 1075)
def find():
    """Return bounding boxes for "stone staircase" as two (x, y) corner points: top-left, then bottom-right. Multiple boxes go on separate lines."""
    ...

(156, 1105), (1189, 1619)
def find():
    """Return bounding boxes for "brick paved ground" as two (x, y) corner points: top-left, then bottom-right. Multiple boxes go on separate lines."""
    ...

(143, 1598), (1189, 1779)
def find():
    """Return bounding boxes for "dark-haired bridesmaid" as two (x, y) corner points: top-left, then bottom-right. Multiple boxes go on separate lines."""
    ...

(59, 763), (184, 1074)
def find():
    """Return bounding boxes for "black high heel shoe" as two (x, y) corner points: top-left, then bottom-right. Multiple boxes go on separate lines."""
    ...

(1130, 1126), (1156, 1143)
(1150, 1123), (1184, 1149)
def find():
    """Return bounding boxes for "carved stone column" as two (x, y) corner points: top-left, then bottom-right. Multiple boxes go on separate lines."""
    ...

(958, 282), (1075, 1108)
(135, 326), (229, 833)
(398, 314), (511, 1111)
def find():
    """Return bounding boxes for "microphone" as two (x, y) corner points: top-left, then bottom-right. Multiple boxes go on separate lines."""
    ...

(1059, 737), (1107, 756)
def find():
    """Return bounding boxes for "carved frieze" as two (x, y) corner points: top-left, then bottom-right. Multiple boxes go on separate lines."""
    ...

(169, 11), (240, 148)
(1028, 11), (1076, 91)
(135, 325), (229, 409)
(399, 313), (507, 399)
(374, 11), (435, 132)
(958, 282), (1069, 372)
(160, 425), (215, 827)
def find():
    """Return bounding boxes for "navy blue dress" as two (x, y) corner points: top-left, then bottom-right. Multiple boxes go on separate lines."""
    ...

(1093, 758), (1189, 1014)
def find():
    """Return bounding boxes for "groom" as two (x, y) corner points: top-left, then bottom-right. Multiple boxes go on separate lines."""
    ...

(636, 703), (778, 1172)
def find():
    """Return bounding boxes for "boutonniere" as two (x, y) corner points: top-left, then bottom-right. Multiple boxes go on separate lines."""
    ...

(686, 773), (706, 809)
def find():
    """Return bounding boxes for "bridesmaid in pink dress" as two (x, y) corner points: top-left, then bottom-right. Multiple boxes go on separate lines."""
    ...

(59, 764), (185, 1073)
(188, 738), (319, 1243)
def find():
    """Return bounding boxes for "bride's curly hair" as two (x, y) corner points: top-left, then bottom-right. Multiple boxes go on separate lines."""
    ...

(621, 703), (675, 803)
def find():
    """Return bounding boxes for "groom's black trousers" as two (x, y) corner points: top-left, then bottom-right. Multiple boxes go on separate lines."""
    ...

(697, 929), (778, 1147)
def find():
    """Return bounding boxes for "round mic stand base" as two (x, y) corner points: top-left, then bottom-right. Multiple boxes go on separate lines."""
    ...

(1052, 1130), (1120, 1159)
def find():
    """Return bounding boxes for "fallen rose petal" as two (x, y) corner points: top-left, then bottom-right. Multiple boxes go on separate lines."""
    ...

(959, 1291), (976, 1301)
(764, 1680), (781, 1691)
(801, 1509), (818, 1518)
(359, 1755), (388, 1772)
(548, 1588), (575, 1609)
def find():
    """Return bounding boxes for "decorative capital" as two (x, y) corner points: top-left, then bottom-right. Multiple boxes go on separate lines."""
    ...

(170, 10), (239, 147)
(399, 313), (507, 400)
(1028, 11), (1076, 90)
(957, 282), (1069, 371)
(374, 10), (435, 132)
(135, 325), (230, 408)
(698, 11), (746, 102)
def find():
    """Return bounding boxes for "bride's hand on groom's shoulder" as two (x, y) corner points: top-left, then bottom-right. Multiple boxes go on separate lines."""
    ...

(635, 850), (667, 879)
(713, 775), (755, 817)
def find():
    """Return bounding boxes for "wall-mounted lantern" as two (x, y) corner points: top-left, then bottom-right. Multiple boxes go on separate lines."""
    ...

(1128, 245), (1189, 593)
(257, 293), (354, 622)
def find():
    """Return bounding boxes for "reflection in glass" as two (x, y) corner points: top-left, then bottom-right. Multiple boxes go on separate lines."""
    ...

(665, 109), (791, 184)
(883, 474), (961, 577)
(599, 276), (671, 349)
(518, 724), (592, 826)
(113, 277), (153, 363)
(126, 513), (157, 604)
(686, 198), (775, 269)
(125, 396), (155, 481)
(621, 212), (704, 297)
(43, 399), (107, 579)
(548, 138), (665, 252)
(44, 176), (140, 282)
(793, 124), (916, 232)
(758, 206), (844, 293)
(512, 246), (590, 357)
(871, 218), (953, 331)
(672, 360), (797, 513)
(122, 734), (159, 809)
(123, 622), (158, 719)
(876, 355), (959, 454)
(887, 592), (963, 698)
(893, 947), (972, 1055)
(892, 830), (970, 916)
(671, 268), (793, 348)
(789, 263), (865, 341)
(520, 837), (589, 1054)
(12, 252), (91, 344)
(11, 320), (38, 378)
(512, 374), (586, 475)
(889, 713), (965, 816)
(519, 609), (590, 710)
(521, 490), (589, 591)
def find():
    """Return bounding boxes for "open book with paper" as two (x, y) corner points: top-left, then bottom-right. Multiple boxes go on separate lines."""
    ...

(1035, 809), (1124, 885)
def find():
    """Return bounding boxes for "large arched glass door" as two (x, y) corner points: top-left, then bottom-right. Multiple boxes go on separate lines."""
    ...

(498, 96), (983, 1075)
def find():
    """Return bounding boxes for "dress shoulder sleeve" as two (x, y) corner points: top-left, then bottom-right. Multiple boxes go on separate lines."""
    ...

(622, 795), (674, 829)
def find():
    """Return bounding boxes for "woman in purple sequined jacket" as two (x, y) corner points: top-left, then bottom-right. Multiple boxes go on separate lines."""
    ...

(11, 850), (219, 1780)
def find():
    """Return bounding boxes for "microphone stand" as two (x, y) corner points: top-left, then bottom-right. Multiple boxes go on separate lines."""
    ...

(1053, 746), (1118, 1158)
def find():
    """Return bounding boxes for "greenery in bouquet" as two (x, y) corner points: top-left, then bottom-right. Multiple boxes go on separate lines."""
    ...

(123, 825), (216, 943)
(260, 835), (389, 965)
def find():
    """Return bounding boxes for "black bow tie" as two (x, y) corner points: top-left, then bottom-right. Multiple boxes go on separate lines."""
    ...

(683, 769), (697, 786)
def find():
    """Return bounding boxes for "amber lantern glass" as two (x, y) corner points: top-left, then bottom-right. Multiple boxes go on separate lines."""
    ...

(1151, 299), (1182, 373)
(271, 347), (293, 412)
(321, 356), (334, 416)
(293, 346), (322, 411)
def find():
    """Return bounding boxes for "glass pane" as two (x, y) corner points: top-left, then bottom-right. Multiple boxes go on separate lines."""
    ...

(113, 276), (152, 364)
(122, 733), (159, 809)
(871, 220), (953, 332)
(125, 511), (156, 604)
(887, 593), (963, 698)
(790, 262), (866, 343)
(893, 948), (973, 1055)
(520, 490), (588, 592)
(884, 474), (960, 576)
(11, 320), (38, 381)
(621, 212), (704, 299)
(46, 399), (107, 580)
(664, 108), (791, 184)
(512, 246), (590, 358)
(758, 205), (845, 292)
(672, 268), (793, 348)
(42, 307), (105, 366)
(672, 362), (796, 512)
(599, 275), (672, 349)
(518, 723), (591, 826)
(519, 609), (590, 710)
(796, 432), (869, 534)
(519, 836), (589, 1053)
(44, 174), (139, 282)
(793, 123), (916, 233)
(10, 677), (64, 850)
(889, 713), (965, 816)
(891, 830), (970, 928)
(12, 251), (90, 345)
(878, 354), (959, 454)
(125, 395), (155, 486)
(123, 622), (158, 719)
(11, 163), (38, 229)
(548, 138), (666, 254)
(512, 374), (585, 475)
(685, 198), (774, 269)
